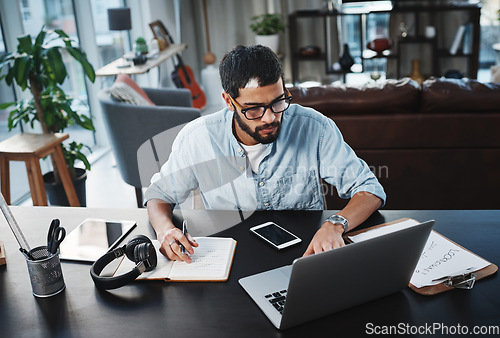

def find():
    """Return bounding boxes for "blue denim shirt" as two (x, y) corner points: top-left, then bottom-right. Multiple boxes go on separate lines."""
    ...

(145, 104), (386, 210)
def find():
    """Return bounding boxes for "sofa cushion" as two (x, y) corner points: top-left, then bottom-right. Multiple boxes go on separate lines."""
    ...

(288, 78), (420, 116)
(110, 74), (156, 106)
(421, 77), (500, 113)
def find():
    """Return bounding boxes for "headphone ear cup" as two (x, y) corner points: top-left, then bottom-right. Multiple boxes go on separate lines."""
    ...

(134, 242), (157, 271)
(125, 235), (152, 261)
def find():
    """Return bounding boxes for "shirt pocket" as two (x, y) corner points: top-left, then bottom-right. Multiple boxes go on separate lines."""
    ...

(275, 169), (322, 210)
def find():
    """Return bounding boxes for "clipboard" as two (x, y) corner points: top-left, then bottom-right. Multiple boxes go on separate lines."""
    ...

(345, 218), (498, 296)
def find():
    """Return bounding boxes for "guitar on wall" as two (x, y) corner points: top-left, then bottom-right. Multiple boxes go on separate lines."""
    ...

(159, 21), (207, 110)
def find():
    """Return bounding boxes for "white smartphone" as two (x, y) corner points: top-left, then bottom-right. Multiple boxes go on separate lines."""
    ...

(249, 222), (302, 250)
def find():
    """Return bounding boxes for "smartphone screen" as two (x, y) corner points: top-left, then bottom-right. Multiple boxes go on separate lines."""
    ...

(250, 222), (301, 250)
(59, 218), (136, 262)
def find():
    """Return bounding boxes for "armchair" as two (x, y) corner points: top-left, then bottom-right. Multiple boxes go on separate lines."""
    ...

(98, 87), (201, 207)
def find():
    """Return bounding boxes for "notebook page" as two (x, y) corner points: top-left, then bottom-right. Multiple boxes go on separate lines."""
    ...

(168, 237), (235, 280)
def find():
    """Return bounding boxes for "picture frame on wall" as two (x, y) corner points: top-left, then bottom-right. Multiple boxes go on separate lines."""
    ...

(149, 20), (169, 50)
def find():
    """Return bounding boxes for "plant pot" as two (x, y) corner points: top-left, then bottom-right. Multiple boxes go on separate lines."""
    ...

(255, 34), (279, 53)
(43, 168), (87, 207)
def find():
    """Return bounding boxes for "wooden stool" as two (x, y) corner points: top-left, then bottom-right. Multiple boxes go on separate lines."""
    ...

(0, 133), (80, 207)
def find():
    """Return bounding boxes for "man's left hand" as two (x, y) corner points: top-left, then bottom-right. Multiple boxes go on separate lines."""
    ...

(302, 222), (345, 257)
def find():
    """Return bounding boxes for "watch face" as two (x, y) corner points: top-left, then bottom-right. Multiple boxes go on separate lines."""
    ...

(328, 215), (348, 232)
(330, 215), (346, 224)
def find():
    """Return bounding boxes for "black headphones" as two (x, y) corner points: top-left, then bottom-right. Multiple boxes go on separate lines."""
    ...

(90, 235), (157, 290)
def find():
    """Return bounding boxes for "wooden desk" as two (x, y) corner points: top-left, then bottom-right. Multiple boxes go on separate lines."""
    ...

(0, 208), (499, 337)
(95, 44), (186, 77)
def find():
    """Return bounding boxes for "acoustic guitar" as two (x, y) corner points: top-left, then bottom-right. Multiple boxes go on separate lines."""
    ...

(159, 22), (207, 110)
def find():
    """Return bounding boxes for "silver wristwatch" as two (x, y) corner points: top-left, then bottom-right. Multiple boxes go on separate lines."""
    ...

(325, 214), (349, 234)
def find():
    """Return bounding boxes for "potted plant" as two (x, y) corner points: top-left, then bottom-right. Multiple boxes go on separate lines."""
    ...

(0, 26), (95, 206)
(249, 13), (285, 53)
(134, 37), (149, 55)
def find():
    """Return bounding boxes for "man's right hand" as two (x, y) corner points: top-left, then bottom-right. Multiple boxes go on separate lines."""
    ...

(157, 227), (198, 264)
(147, 199), (199, 263)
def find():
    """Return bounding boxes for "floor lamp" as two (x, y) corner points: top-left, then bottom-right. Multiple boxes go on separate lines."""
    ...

(107, 7), (131, 60)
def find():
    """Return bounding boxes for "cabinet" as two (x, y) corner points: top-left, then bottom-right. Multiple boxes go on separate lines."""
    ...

(288, 3), (480, 84)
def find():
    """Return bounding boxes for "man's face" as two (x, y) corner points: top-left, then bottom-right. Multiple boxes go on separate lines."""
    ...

(223, 78), (286, 146)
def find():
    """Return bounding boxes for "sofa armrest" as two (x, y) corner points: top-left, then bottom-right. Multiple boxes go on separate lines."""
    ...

(143, 87), (193, 107)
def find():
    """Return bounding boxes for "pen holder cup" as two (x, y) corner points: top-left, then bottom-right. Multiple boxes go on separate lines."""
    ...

(25, 246), (65, 297)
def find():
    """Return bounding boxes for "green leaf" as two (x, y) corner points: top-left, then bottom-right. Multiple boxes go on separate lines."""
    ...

(53, 29), (72, 47)
(0, 102), (15, 109)
(62, 141), (92, 171)
(13, 56), (32, 90)
(34, 29), (46, 48)
(45, 47), (67, 84)
(17, 35), (33, 54)
(65, 47), (95, 82)
(74, 151), (91, 171)
(0, 53), (14, 67)
(5, 67), (14, 85)
(78, 114), (95, 131)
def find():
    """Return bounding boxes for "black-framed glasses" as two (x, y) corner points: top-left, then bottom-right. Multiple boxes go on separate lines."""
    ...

(229, 88), (293, 120)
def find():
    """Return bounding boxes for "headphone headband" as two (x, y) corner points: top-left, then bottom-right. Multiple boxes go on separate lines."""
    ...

(90, 235), (157, 290)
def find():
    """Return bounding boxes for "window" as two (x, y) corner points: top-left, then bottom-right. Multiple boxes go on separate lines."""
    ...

(18, 0), (95, 155)
(91, 0), (131, 88)
(0, 15), (29, 204)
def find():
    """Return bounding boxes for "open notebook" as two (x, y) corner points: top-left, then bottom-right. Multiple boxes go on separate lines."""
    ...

(114, 237), (237, 282)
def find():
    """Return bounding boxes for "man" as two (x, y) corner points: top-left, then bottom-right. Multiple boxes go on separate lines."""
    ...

(146, 45), (385, 263)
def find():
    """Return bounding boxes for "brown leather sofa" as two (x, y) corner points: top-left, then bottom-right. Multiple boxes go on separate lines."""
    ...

(289, 78), (500, 210)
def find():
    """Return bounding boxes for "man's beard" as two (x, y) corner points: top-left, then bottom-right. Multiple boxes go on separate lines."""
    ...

(234, 112), (282, 144)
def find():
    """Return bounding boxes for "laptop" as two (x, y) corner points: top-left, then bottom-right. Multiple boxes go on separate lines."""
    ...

(239, 220), (434, 330)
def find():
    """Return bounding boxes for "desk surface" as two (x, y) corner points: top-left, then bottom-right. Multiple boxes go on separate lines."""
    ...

(0, 208), (499, 337)
(95, 44), (186, 77)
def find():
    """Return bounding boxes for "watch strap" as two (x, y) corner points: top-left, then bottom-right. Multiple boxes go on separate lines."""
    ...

(326, 214), (349, 234)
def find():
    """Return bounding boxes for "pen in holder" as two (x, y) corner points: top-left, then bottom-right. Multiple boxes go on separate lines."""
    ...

(25, 246), (65, 297)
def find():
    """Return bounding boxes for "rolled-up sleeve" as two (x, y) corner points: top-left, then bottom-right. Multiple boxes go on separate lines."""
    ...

(144, 133), (198, 206)
(319, 118), (386, 206)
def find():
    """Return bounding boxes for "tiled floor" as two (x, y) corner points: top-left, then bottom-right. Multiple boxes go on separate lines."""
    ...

(20, 148), (141, 209)
(84, 149), (141, 209)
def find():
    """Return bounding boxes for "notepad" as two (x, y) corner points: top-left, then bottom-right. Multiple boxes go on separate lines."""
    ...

(348, 219), (490, 288)
(115, 237), (237, 282)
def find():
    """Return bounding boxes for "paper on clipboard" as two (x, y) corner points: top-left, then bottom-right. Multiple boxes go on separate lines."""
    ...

(410, 231), (489, 288)
(348, 219), (490, 288)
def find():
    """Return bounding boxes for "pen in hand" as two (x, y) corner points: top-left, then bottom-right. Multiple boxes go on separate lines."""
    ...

(181, 220), (187, 256)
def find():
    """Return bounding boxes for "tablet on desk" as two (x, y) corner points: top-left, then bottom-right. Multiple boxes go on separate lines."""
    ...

(59, 218), (136, 263)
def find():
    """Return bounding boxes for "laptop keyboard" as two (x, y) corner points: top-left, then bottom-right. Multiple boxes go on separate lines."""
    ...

(265, 290), (287, 314)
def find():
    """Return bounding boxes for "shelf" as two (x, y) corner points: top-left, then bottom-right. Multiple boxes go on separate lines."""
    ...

(289, 3), (480, 83)
(95, 44), (186, 77)
(293, 53), (326, 61)
(363, 50), (397, 59)
(437, 49), (473, 57)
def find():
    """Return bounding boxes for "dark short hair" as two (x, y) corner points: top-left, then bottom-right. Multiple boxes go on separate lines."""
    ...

(219, 45), (284, 98)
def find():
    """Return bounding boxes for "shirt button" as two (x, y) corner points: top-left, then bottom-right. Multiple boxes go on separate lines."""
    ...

(264, 202), (270, 206)
(239, 166), (245, 171)
(237, 147), (242, 152)
(259, 181), (265, 187)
